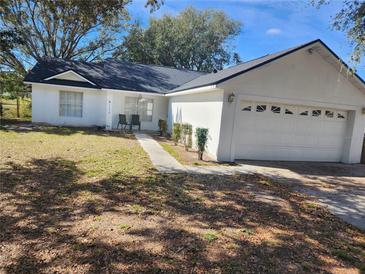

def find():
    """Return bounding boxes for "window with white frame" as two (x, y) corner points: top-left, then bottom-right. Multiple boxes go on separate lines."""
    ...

(59, 91), (83, 117)
(125, 96), (154, 122)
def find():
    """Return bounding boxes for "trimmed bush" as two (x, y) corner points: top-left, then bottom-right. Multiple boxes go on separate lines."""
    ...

(172, 123), (181, 145)
(181, 123), (192, 151)
(195, 128), (209, 160)
(158, 119), (167, 136)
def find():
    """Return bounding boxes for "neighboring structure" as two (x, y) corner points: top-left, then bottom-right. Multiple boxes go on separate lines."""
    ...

(24, 39), (365, 163)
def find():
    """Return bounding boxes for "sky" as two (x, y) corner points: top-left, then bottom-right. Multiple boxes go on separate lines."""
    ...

(127, 0), (365, 78)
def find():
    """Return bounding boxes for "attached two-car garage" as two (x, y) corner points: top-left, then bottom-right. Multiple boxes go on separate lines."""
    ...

(234, 101), (349, 162)
(169, 40), (365, 164)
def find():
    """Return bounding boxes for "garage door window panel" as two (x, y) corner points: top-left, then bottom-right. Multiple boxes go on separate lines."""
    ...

(300, 110), (309, 116)
(312, 110), (322, 117)
(256, 105), (267, 112)
(337, 112), (347, 119)
(285, 108), (295, 115)
(271, 105), (281, 114)
(325, 110), (334, 118)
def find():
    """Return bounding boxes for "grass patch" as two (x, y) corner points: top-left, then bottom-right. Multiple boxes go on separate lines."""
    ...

(160, 143), (183, 163)
(203, 231), (218, 243)
(331, 249), (356, 263)
(118, 224), (131, 230)
(93, 215), (102, 222)
(155, 135), (236, 167)
(303, 201), (321, 210)
(129, 204), (145, 214)
(241, 227), (255, 236)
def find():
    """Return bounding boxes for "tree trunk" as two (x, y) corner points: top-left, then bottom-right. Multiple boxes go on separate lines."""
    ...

(198, 151), (203, 160)
(16, 97), (20, 118)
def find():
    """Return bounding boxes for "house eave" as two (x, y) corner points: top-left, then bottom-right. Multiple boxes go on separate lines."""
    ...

(24, 81), (101, 91)
(101, 88), (165, 96)
(165, 85), (219, 97)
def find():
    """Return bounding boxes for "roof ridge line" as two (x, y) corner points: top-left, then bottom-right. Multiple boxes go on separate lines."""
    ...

(104, 59), (206, 74)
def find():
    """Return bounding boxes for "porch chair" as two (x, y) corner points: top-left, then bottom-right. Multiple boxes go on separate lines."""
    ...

(130, 114), (141, 131)
(117, 114), (128, 131)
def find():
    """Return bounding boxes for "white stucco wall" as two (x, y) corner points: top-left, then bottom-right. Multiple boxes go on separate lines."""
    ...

(107, 91), (168, 131)
(167, 90), (224, 159)
(32, 84), (168, 131)
(218, 49), (365, 163)
(32, 84), (106, 127)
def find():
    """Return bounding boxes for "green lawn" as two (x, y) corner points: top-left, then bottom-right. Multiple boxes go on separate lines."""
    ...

(1, 125), (364, 273)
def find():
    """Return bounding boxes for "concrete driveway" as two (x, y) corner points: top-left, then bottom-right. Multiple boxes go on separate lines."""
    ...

(239, 161), (365, 231)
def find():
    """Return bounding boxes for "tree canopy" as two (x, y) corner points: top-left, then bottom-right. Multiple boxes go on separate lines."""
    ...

(113, 7), (242, 72)
(0, 0), (161, 75)
(313, 0), (365, 66)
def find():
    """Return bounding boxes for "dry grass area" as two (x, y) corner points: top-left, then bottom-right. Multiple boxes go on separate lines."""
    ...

(1, 125), (365, 273)
(153, 134), (236, 167)
(0, 98), (32, 121)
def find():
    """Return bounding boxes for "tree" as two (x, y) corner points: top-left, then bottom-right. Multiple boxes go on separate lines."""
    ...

(0, 0), (161, 75)
(0, 71), (28, 117)
(114, 6), (242, 72)
(312, 0), (365, 66)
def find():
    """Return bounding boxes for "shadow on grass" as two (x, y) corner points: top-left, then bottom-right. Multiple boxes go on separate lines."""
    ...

(1, 158), (364, 273)
(0, 122), (136, 138)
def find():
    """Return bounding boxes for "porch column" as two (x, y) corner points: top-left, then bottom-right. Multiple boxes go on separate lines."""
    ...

(105, 90), (113, 130)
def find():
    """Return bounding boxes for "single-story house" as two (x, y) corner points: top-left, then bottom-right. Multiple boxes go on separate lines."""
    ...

(24, 39), (365, 163)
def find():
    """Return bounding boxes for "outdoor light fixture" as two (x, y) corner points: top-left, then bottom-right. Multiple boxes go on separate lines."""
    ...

(228, 92), (235, 103)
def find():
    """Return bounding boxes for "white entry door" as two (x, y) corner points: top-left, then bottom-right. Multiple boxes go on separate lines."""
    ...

(234, 101), (348, 162)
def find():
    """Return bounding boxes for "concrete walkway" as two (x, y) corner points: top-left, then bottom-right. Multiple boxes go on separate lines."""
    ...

(135, 133), (186, 173)
(135, 133), (250, 175)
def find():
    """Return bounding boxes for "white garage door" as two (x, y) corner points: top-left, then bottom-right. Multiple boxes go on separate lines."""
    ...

(234, 101), (348, 162)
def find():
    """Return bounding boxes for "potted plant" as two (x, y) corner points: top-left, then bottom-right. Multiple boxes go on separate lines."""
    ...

(158, 119), (167, 136)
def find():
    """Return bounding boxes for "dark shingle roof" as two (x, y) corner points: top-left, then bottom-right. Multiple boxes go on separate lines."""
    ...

(24, 39), (365, 94)
(24, 58), (205, 94)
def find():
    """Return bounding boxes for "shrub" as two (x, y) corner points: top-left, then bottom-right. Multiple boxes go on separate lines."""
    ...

(158, 119), (167, 136)
(172, 123), (181, 145)
(181, 123), (192, 151)
(195, 128), (208, 160)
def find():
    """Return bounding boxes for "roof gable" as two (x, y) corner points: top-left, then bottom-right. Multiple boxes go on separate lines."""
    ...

(170, 39), (365, 94)
(44, 70), (97, 86)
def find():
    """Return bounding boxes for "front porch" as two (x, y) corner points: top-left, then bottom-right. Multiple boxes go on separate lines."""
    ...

(104, 89), (168, 131)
